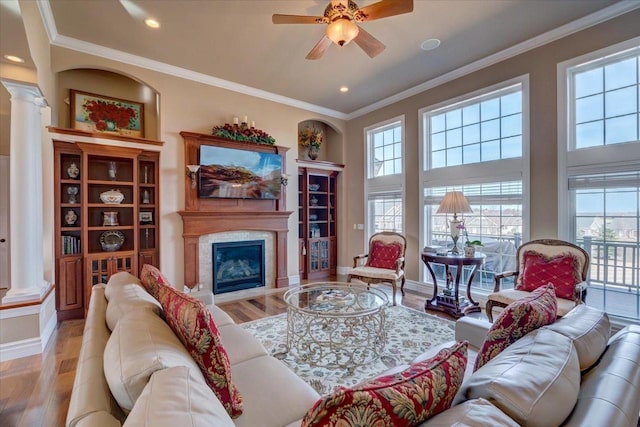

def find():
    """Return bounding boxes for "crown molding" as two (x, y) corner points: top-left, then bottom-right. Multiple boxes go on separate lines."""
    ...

(37, 0), (639, 120)
(345, 0), (640, 119)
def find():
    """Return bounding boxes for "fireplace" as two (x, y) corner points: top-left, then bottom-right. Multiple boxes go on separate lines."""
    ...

(212, 240), (265, 294)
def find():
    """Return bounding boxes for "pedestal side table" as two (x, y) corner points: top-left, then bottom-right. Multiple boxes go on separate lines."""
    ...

(421, 252), (485, 318)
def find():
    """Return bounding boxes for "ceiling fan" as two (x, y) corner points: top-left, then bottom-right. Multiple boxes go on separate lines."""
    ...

(272, 0), (414, 60)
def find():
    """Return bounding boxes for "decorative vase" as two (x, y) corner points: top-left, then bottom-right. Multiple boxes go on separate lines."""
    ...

(105, 120), (117, 132)
(308, 146), (319, 160)
(64, 209), (78, 226)
(67, 186), (79, 204)
(67, 162), (80, 179)
(108, 161), (118, 180)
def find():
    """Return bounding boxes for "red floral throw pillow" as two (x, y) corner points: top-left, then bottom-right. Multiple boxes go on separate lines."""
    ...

(475, 283), (557, 371)
(368, 241), (402, 270)
(517, 251), (580, 299)
(301, 341), (468, 427)
(139, 264), (170, 299)
(157, 284), (243, 418)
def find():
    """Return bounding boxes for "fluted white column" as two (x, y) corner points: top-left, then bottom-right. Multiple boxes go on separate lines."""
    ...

(2, 80), (49, 304)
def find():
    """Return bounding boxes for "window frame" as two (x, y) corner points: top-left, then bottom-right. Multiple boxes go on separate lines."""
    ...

(419, 75), (531, 284)
(364, 116), (406, 240)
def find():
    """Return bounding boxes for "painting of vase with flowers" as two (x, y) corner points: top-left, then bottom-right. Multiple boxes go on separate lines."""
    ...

(70, 90), (144, 138)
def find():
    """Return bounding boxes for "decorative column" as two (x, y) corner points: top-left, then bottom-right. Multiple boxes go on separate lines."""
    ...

(1, 80), (49, 303)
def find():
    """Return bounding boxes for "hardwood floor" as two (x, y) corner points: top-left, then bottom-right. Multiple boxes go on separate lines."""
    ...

(0, 286), (441, 427)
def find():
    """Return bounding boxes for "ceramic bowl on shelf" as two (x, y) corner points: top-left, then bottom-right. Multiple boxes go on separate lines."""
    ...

(100, 230), (125, 252)
(100, 189), (124, 204)
(309, 184), (320, 191)
(309, 214), (318, 221)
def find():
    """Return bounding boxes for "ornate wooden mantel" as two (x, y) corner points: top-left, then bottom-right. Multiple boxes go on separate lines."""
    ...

(180, 131), (293, 290)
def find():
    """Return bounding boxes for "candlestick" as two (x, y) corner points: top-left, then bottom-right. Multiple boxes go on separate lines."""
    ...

(243, 115), (248, 124)
(233, 117), (239, 125)
(251, 121), (255, 128)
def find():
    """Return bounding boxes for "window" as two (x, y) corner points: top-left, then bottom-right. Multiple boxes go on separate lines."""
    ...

(421, 77), (529, 290)
(559, 38), (640, 322)
(429, 89), (522, 168)
(365, 118), (404, 236)
(572, 52), (639, 148)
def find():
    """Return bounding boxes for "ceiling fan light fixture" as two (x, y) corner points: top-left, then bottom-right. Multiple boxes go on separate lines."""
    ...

(326, 19), (359, 46)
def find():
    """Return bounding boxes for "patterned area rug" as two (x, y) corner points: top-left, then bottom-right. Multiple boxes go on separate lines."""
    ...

(240, 305), (455, 395)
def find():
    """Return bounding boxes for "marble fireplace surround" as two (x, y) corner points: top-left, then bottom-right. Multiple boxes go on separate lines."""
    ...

(178, 210), (291, 290)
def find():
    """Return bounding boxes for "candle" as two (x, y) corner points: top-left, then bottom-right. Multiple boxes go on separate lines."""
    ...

(233, 117), (239, 125)
(251, 121), (255, 128)
(243, 115), (248, 124)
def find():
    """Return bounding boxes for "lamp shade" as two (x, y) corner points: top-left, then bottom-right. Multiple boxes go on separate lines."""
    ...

(326, 19), (359, 46)
(436, 191), (473, 215)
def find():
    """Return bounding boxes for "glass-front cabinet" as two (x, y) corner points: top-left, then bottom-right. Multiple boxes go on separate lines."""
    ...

(298, 161), (342, 280)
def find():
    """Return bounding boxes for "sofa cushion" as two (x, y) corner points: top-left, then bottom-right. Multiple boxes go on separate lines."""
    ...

(544, 304), (610, 371)
(123, 366), (235, 427)
(475, 283), (557, 370)
(103, 308), (204, 412)
(231, 355), (321, 427)
(421, 398), (519, 426)
(217, 323), (268, 365)
(517, 251), (580, 299)
(105, 282), (162, 331)
(139, 263), (171, 299)
(562, 325), (640, 427)
(105, 271), (142, 291)
(368, 240), (402, 269)
(301, 341), (468, 427)
(158, 284), (243, 418)
(456, 328), (581, 427)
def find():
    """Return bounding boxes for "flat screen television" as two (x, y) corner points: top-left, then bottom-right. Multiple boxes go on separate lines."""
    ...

(198, 145), (282, 199)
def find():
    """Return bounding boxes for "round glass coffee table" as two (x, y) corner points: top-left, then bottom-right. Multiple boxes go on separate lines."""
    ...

(282, 282), (389, 370)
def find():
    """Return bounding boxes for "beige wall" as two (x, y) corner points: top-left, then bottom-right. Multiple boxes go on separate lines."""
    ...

(345, 10), (640, 282)
(49, 46), (346, 287)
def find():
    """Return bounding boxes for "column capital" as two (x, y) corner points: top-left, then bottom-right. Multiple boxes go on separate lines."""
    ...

(1, 79), (47, 107)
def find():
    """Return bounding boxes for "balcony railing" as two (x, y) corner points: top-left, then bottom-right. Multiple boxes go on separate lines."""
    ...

(578, 236), (640, 320)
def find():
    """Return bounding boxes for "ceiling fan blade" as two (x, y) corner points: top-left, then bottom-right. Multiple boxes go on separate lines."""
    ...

(272, 14), (323, 24)
(358, 0), (413, 21)
(354, 27), (386, 58)
(306, 36), (333, 60)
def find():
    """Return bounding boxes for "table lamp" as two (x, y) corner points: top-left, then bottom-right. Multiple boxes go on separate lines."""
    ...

(436, 191), (473, 254)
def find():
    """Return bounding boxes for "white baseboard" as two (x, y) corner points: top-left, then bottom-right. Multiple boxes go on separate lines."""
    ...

(0, 337), (43, 362)
(40, 310), (57, 351)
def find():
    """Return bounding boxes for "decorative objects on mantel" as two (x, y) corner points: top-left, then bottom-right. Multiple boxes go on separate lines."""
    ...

(436, 191), (473, 255)
(211, 117), (276, 145)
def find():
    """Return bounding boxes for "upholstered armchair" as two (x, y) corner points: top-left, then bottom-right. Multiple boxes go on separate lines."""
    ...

(347, 232), (406, 306)
(486, 239), (590, 322)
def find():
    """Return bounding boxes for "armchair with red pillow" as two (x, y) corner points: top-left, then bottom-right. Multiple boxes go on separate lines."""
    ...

(486, 239), (590, 322)
(346, 232), (407, 305)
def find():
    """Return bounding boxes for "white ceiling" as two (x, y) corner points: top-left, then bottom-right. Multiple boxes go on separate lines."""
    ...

(1, 0), (636, 117)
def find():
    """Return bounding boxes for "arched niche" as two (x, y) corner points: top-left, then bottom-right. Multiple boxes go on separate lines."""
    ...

(297, 119), (343, 164)
(56, 68), (159, 140)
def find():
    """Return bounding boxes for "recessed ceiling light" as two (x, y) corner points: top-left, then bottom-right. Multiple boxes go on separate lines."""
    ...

(339, 86), (349, 93)
(144, 18), (160, 28)
(420, 38), (441, 51)
(3, 54), (25, 63)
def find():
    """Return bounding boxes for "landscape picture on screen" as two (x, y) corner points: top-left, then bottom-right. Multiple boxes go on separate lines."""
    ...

(199, 145), (282, 199)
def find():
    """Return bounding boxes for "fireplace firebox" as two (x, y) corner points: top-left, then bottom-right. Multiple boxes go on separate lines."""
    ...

(212, 240), (265, 294)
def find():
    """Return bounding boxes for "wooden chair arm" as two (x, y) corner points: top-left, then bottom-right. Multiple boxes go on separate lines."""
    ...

(574, 282), (587, 303)
(394, 256), (405, 274)
(493, 271), (519, 292)
(352, 254), (368, 268)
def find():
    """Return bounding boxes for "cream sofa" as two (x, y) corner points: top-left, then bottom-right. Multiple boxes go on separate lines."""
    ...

(67, 272), (640, 426)
(65, 273), (320, 427)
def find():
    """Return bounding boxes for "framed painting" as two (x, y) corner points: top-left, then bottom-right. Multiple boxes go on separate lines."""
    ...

(70, 89), (144, 138)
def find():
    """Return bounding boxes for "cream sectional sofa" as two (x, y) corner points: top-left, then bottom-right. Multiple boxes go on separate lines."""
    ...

(67, 272), (640, 426)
